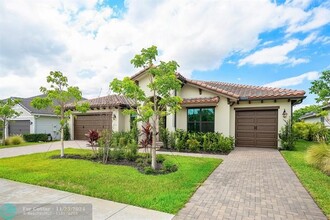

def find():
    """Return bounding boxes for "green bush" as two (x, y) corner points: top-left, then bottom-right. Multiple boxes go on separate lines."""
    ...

(156, 154), (165, 163)
(110, 148), (124, 161)
(5, 135), (25, 145)
(23, 133), (50, 142)
(293, 121), (329, 142)
(170, 130), (234, 153)
(63, 123), (70, 141)
(124, 142), (138, 161)
(163, 160), (178, 172)
(160, 127), (170, 149)
(11, 136), (24, 145)
(279, 119), (296, 150)
(306, 143), (330, 175)
(186, 138), (200, 152)
(143, 166), (154, 174)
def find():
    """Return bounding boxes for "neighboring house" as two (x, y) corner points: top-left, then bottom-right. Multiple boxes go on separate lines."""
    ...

(300, 104), (330, 128)
(67, 69), (306, 149)
(4, 95), (61, 140)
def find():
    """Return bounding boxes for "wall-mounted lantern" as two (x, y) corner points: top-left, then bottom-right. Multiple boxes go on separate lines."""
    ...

(282, 109), (288, 118)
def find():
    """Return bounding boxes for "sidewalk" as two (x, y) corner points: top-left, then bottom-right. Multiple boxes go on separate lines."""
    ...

(0, 179), (174, 220)
(0, 141), (88, 158)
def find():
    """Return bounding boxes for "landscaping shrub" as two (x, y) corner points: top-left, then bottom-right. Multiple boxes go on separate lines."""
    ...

(186, 138), (200, 152)
(293, 121), (329, 142)
(23, 133), (49, 142)
(160, 127), (170, 149)
(63, 123), (70, 141)
(279, 119), (296, 150)
(169, 130), (234, 153)
(163, 160), (178, 172)
(5, 135), (25, 145)
(306, 143), (330, 175)
(156, 154), (165, 163)
(124, 142), (138, 161)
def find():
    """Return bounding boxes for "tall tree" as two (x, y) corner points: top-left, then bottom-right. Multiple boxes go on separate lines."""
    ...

(310, 70), (330, 104)
(0, 98), (21, 145)
(310, 70), (330, 124)
(292, 104), (322, 122)
(31, 71), (89, 157)
(110, 46), (182, 169)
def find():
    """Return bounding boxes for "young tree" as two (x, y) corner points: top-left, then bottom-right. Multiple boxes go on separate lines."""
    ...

(310, 70), (330, 104)
(310, 70), (330, 124)
(0, 98), (21, 145)
(31, 71), (89, 157)
(110, 46), (182, 169)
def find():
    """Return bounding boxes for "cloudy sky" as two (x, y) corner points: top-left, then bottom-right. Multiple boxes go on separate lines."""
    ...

(1, 0), (329, 107)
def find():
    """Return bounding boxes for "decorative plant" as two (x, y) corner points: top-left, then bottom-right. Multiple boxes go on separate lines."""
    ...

(140, 122), (154, 153)
(85, 129), (100, 154)
(279, 119), (296, 150)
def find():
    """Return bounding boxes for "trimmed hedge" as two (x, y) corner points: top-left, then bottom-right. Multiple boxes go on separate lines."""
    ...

(23, 134), (51, 142)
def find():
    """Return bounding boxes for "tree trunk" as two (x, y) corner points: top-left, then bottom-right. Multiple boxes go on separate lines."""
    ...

(151, 123), (157, 170)
(60, 106), (64, 158)
(2, 119), (6, 145)
(60, 127), (64, 157)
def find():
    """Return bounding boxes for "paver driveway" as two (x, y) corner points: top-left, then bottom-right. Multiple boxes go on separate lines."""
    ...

(174, 147), (326, 220)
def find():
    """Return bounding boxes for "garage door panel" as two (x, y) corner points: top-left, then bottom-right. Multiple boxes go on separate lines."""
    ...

(236, 132), (255, 138)
(74, 114), (112, 140)
(256, 133), (277, 138)
(235, 109), (278, 148)
(256, 140), (277, 148)
(9, 120), (30, 136)
(236, 118), (255, 124)
(236, 111), (255, 117)
(236, 139), (255, 147)
(257, 125), (277, 131)
(237, 125), (255, 131)
(255, 118), (277, 123)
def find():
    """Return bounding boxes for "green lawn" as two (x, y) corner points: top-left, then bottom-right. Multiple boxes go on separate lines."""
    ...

(0, 149), (221, 214)
(281, 140), (330, 218)
(0, 142), (46, 149)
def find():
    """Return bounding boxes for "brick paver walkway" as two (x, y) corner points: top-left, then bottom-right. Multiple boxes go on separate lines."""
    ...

(174, 147), (326, 220)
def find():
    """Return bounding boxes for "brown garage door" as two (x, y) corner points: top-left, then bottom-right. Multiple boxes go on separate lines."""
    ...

(74, 113), (112, 140)
(235, 109), (278, 148)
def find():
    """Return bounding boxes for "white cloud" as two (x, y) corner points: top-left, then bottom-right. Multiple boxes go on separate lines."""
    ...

(238, 39), (309, 66)
(263, 71), (319, 88)
(286, 6), (330, 33)
(0, 0), (329, 99)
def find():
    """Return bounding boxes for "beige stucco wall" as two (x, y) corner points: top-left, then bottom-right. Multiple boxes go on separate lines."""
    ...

(173, 84), (231, 136)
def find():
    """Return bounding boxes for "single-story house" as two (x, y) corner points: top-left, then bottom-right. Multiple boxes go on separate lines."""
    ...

(4, 95), (61, 140)
(300, 104), (330, 127)
(67, 68), (306, 148)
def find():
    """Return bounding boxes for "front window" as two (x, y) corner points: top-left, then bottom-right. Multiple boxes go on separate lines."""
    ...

(187, 107), (215, 132)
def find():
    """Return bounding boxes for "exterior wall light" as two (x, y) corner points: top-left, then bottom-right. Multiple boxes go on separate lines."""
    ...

(282, 109), (288, 118)
(112, 114), (116, 120)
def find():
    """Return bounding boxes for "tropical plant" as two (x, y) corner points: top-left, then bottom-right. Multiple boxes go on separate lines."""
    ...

(0, 98), (21, 145)
(110, 46), (182, 169)
(186, 138), (200, 152)
(279, 119), (296, 150)
(31, 71), (90, 157)
(85, 129), (100, 155)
